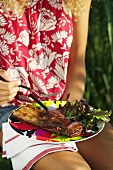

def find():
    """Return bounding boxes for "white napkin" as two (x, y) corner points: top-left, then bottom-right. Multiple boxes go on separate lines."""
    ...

(2, 122), (78, 170)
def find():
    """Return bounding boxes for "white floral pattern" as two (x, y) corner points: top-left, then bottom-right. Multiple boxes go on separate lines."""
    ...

(48, 0), (62, 10)
(17, 30), (29, 46)
(3, 31), (16, 44)
(0, 0), (73, 105)
(0, 14), (7, 26)
(39, 9), (57, 31)
(0, 41), (9, 56)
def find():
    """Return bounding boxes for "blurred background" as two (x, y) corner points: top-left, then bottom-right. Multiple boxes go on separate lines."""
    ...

(0, 0), (113, 169)
(84, 0), (113, 122)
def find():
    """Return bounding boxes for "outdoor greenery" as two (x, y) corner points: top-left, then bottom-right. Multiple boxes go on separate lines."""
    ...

(84, 0), (113, 122)
(0, 153), (12, 170)
(0, 0), (113, 169)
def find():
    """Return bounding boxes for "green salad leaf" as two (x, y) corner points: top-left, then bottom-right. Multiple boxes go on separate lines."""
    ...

(59, 100), (112, 131)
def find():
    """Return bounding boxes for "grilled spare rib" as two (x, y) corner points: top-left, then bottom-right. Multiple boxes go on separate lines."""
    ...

(12, 104), (83, 137)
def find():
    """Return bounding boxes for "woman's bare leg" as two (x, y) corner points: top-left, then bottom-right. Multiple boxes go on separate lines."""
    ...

(32, 151), (91, 170)
(77, 123), (113, 170)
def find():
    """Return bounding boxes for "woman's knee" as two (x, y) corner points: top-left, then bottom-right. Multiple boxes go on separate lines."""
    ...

(32, 151), (91, 170)
(61, 160), (91, 170)
(77, 123), (113, 170)
(66, 154), (91, 170)
(32, 160), (91, 170)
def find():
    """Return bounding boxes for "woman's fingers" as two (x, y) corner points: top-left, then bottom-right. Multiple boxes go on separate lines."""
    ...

(0, 86), (20, 96)
(0, 70), (21, 104)
(0, 69), (13, 82)
(0, 80), (21, 91)
(0, 81), (20, 102)
(0, 92), (18, 103)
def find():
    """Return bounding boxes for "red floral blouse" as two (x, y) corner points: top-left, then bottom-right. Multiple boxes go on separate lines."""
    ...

(0, 0), (73, 105)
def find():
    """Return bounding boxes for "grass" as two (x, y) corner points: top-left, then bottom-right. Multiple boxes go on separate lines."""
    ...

(0, 153), (13, 170)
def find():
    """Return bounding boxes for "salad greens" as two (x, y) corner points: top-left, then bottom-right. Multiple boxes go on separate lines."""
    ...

(59, 100), (112, 131)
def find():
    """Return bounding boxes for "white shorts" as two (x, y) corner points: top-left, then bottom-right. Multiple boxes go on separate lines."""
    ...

(2, 122), (78, 170)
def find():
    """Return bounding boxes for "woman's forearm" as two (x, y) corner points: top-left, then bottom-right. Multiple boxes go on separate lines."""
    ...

(61, 58), (86, 101)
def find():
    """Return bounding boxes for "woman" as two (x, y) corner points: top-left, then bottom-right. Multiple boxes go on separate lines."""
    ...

(0, 0), (113, 170)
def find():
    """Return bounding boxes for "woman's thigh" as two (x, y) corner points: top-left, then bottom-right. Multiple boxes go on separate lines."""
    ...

(0, 106), (18, 129)
(77, 123), (113, 170)
(32, 151), (91, 170)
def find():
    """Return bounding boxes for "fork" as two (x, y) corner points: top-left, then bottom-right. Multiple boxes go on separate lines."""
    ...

(0, 76), (49, 110)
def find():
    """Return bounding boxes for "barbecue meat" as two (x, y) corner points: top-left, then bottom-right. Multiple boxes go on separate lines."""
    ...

(12, 104), (83, 137)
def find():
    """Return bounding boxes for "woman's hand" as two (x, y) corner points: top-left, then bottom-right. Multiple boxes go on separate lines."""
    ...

(0, 69), (21, 105)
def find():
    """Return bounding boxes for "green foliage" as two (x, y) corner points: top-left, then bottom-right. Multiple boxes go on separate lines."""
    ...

(84, 0), (113, 122)
(0, 153), (12, 170)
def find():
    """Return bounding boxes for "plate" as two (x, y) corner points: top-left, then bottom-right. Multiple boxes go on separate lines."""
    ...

(8, 101), (105, 143)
